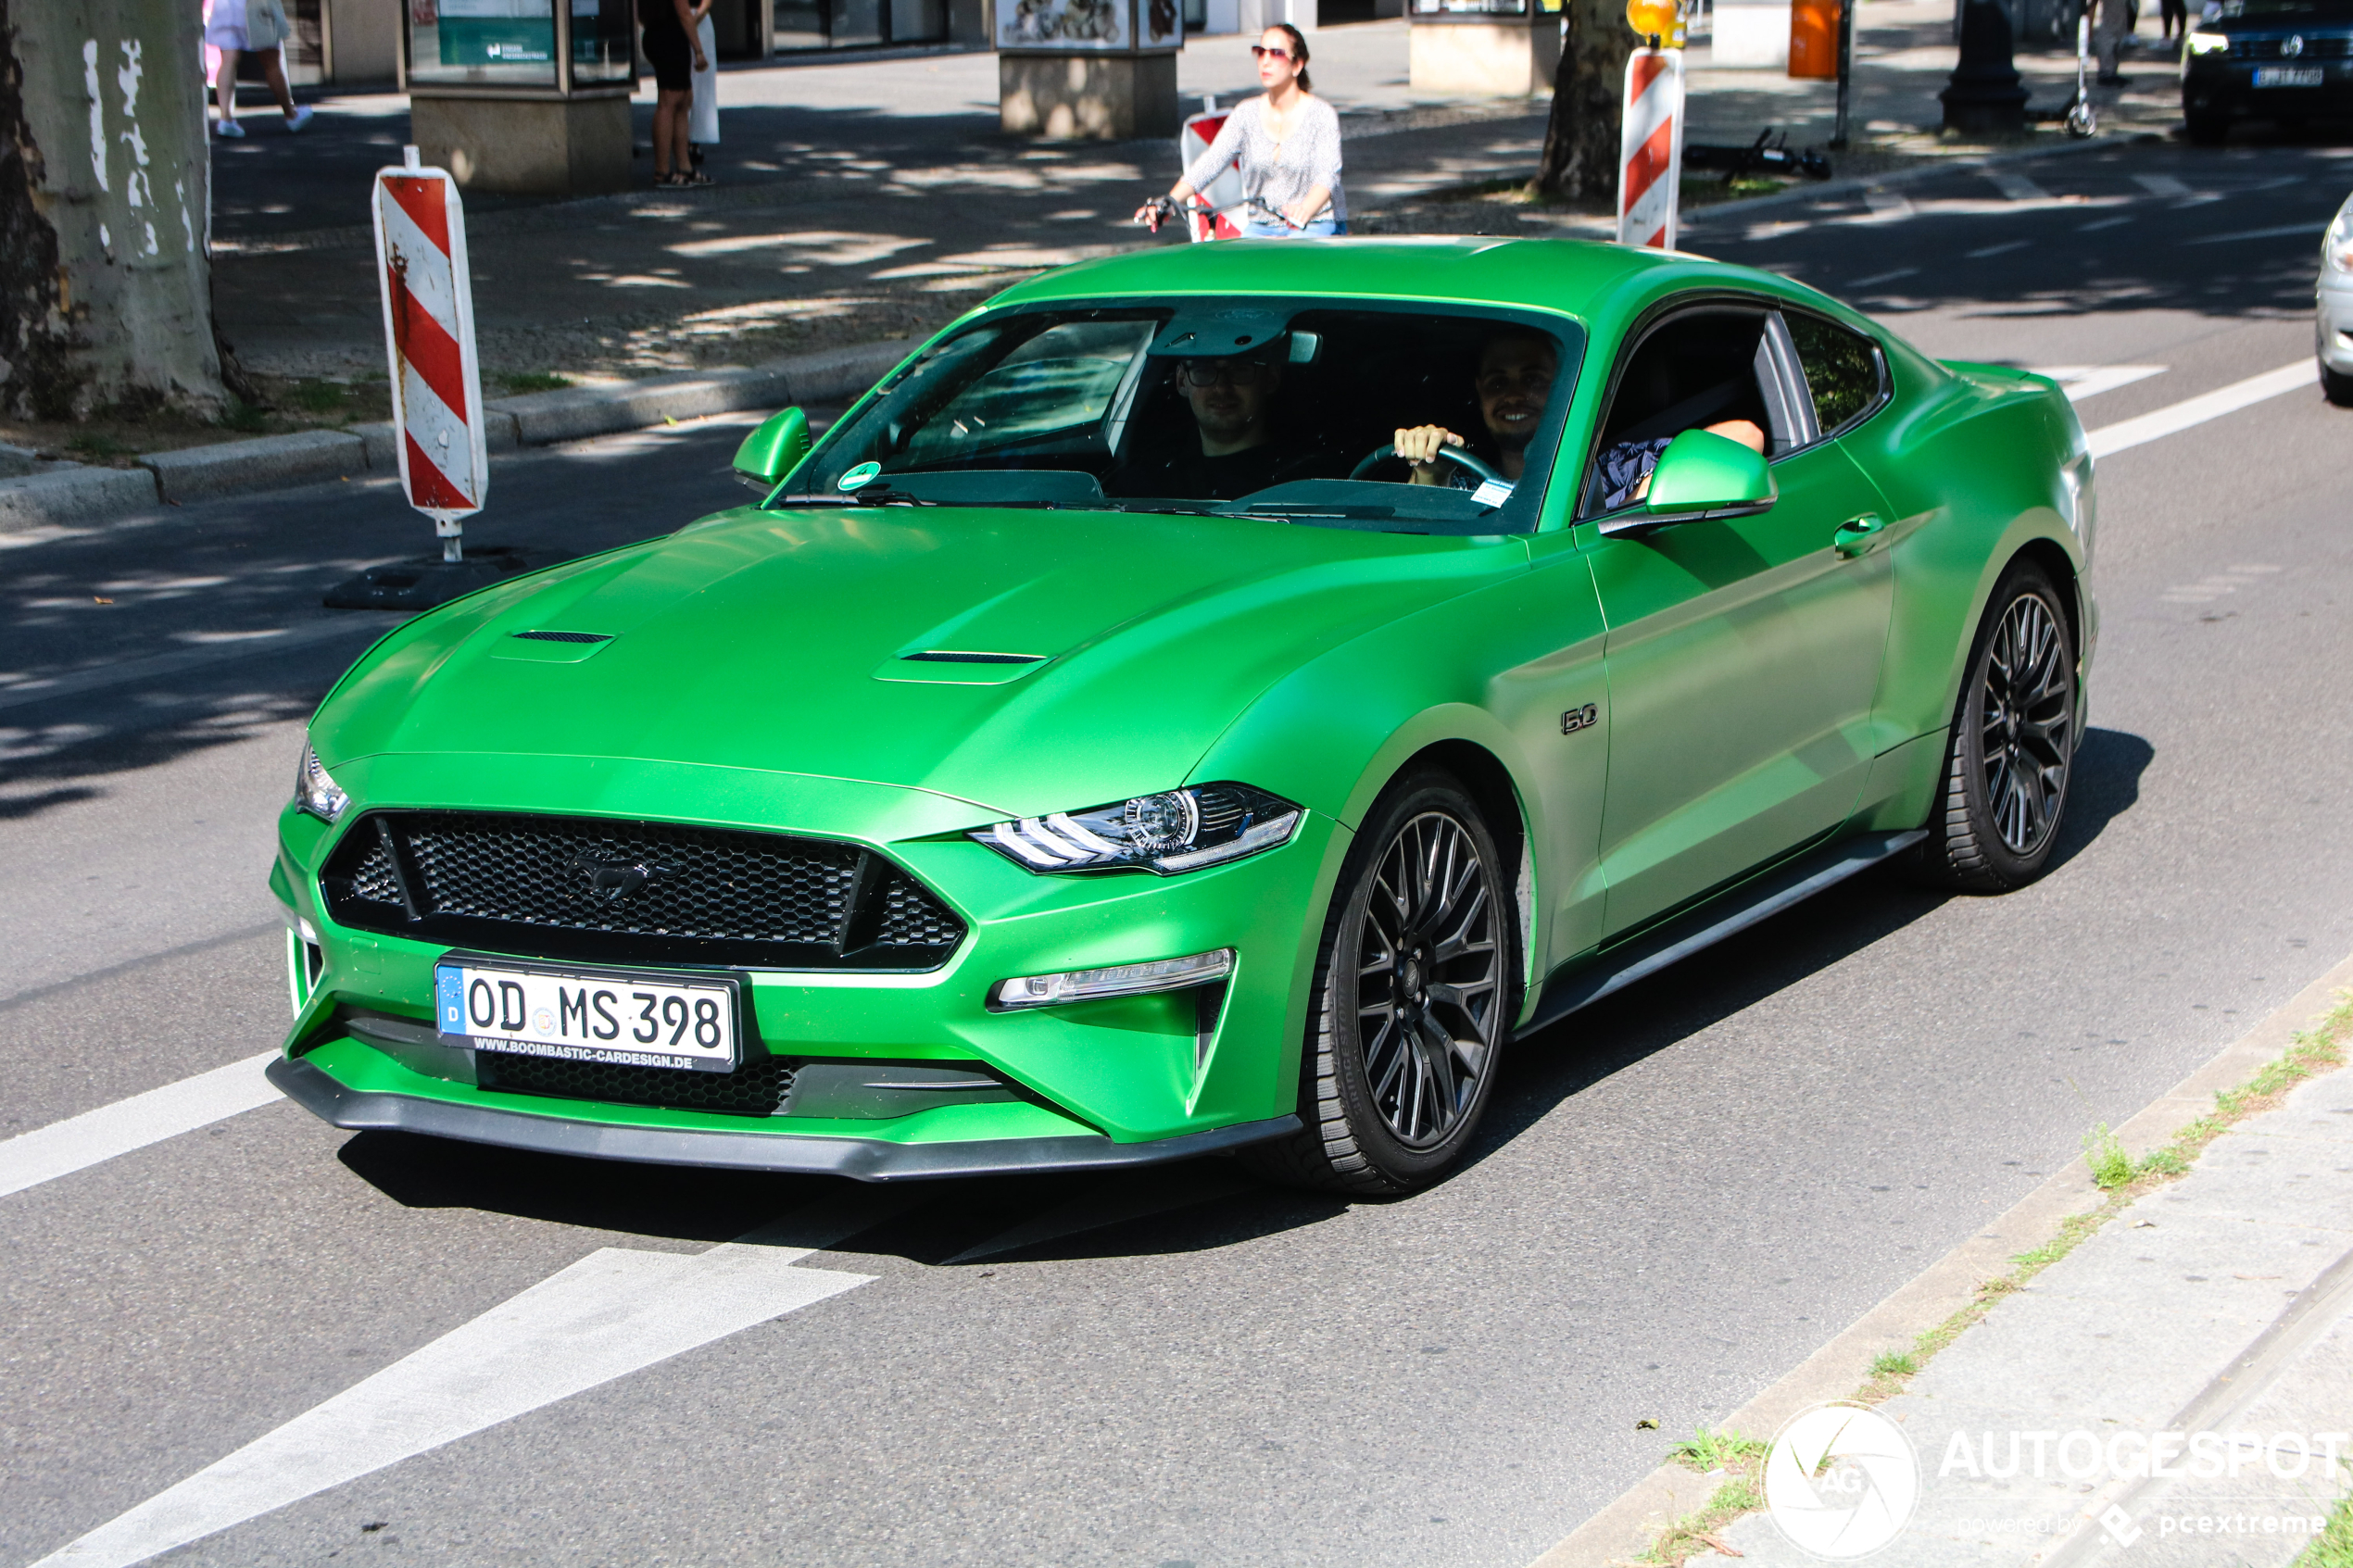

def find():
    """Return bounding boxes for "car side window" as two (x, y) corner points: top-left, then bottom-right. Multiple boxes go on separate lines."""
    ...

(1580, 306), (1804, 517)
(1783, 312), (1887, 438)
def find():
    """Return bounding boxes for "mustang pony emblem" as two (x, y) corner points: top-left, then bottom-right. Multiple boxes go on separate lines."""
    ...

(571, 850), (673, 902)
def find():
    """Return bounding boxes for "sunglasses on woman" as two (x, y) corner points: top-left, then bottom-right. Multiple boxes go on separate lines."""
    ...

(1250, 44), (1295, 59)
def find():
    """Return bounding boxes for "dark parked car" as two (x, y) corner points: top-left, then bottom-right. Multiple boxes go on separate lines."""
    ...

(2183, 0), (2353, 144)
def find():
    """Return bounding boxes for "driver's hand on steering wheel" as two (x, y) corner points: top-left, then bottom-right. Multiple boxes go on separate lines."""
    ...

(1394, 424), (1466, 487)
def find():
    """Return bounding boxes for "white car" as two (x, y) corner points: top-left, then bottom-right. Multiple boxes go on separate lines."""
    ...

(2320, 193), (2353, 406)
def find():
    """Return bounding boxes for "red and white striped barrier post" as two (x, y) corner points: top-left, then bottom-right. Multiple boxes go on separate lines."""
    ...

(1616, 47), (1687, 251)
(371, 147), (488, 562)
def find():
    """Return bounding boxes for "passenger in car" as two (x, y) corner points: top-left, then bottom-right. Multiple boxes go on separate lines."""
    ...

(1391, 330), (1558, 489)
(1106, 345), (1322, 500)
(1592, 418), (1765, 511)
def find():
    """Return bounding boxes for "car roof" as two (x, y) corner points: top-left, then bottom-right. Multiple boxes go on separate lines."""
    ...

(981, 236), (1801, 323)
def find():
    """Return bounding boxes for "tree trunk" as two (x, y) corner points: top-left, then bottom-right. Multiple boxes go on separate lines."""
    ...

(0, 0), (222, 421)
(1533, 0), (1636, 200)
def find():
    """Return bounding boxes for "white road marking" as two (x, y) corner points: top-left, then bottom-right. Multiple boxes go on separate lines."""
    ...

(1862, 188), (1916, 222)
(2133, 173), (2194, 198)
(2028, 364), (2169, 403)
(2187, 221), (2322, 245)
(2084, 360), (2316, 458)
(1966, 239), (2032, 258)
(2079, 215), (2134, 232)
(0, 617), (403, 714)
(1848, 266), (1919, 288)
(0, 1052), (281, 1201)
(29, 1191), (912, 1568)
(1987, 170), (2049, 202)
(2160, 562), (2283, 604)
(944, 1166), (1253, 1265)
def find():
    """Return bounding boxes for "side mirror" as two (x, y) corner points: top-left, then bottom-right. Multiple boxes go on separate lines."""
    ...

(1606, 428), (1776, 534)
(732, 406), (811, 493)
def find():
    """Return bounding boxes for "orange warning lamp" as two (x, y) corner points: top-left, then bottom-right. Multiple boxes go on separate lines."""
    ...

(1625, 0), (1680, 42)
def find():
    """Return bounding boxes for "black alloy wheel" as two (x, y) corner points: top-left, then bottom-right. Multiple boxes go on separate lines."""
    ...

(1914, 561), (2079, 891)
(1244, 771), (1515, 1195)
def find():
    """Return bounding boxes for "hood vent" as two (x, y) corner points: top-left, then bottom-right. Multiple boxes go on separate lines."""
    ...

(513, 630), (613, 645)
(901, 650), (1043, 665)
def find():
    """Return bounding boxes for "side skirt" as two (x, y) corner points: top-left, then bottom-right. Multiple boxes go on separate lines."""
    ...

(1515, 828), (1928, 1040)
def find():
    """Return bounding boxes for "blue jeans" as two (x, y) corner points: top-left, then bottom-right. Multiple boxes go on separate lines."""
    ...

(1241, 217), (1345, 238)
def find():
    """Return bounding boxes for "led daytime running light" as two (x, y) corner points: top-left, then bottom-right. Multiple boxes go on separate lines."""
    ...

(295, 743), (348, 823)
(991, 948), (1235, 1010)
(974, 783), (1302, 875)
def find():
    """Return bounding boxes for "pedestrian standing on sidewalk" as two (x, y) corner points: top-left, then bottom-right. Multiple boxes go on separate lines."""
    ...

(206, 0), (313, 138)
(687, 0), (721, 177)
(1138, 24), (1345, 237)
(2094, 0), (2134, 82)
(640, 0), (710, 186)
(2158, 0), (2187, 44)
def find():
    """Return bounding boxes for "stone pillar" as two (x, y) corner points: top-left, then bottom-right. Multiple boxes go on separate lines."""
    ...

(1407, 11), (1560, 95)
(409, 92), (634, 195)
(1000, 52), (1181, 138)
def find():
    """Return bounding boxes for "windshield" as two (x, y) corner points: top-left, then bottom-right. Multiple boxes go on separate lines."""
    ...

(777, 299), (1584, 534)
(2215, 0), (2353, 16)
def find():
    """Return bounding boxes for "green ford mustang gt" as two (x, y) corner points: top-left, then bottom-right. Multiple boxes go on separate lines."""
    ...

(269, 237), (2097, 1194)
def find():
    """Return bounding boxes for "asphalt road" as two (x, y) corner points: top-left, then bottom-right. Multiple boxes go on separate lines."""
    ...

(6, 136), (2353, 1568)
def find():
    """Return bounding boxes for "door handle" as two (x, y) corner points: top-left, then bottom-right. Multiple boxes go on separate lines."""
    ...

(1832, 513), (1886, 558)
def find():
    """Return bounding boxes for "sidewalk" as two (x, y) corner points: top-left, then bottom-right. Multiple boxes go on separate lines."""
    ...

(6, 1), (2197, 520)
(1553, 970), (2353, 1567)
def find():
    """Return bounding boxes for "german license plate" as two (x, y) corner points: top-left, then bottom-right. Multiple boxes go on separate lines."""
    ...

(434, 959), (739, 1072)
(2255, 66), (2323, 86)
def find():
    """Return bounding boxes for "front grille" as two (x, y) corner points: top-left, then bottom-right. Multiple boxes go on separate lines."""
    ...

(2230, 34), (2352, 56)
(321, 810), (965, 970)
(477, 1049), (797, 1115)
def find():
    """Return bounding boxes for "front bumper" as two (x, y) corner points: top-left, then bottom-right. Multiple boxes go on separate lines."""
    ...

(268, 1056), (1300, 1179)
(2183, 57), (2353, 119)
(272, 752), (1344, 1164)
(2319, 281), (2353, 372)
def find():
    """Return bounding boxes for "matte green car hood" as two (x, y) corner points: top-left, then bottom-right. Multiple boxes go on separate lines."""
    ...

(316, 503), (1522, 820)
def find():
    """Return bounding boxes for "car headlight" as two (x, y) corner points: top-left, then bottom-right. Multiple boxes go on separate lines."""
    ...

(294, 742), (349, 823)
(973, 783), (1301, 874)
(2327, 207), (2353, 274)
(2185, 29), (2229, 52)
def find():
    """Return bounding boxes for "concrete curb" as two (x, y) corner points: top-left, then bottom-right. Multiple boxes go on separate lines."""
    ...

(141, 429), (369, 505)
(1529, 949), (2353, 1568)
(0, 465), (163, 533)
(0, 338), (914, 528)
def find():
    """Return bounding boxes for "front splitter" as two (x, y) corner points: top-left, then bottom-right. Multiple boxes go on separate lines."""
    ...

(266, 1056), (1299, 1182)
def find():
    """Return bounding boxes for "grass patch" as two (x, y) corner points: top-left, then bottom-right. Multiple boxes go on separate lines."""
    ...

(1669, 1426), (1768, 1472)
(219, 399), (271, 433)
(2295, 1492), (2353, 1567)
(499, 371), (572, 395)
(67, 432), (135, 458)
(2083, 1122), (2133, 1188)
(283, 379), (349, 415)
(1631, 991), (2352, 1566)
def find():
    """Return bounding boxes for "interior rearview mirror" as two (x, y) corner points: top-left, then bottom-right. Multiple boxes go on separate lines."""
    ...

(1617, 428), (1776, 531)
(733, 406), (812, 492)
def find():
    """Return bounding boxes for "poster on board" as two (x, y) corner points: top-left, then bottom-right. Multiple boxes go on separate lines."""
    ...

(999, 0), (1145, 48)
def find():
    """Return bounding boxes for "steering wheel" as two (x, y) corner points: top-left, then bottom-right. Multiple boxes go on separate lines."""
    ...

(1348, 443), (1506, 485)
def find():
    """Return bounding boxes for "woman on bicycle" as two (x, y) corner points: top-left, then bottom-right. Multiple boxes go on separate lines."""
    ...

(1138, 24), (1345, 237)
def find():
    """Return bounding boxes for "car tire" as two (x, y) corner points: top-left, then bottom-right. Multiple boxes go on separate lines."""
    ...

(2322, 363), (2353, 408)
(1242, 771), (1517, 1196)
(2184, 108), (2229, 144)
(1910, 561), (2080, 893)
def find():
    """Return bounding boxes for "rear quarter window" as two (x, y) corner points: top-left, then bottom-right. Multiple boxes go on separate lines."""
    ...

(1785, 313), (1885, 436)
